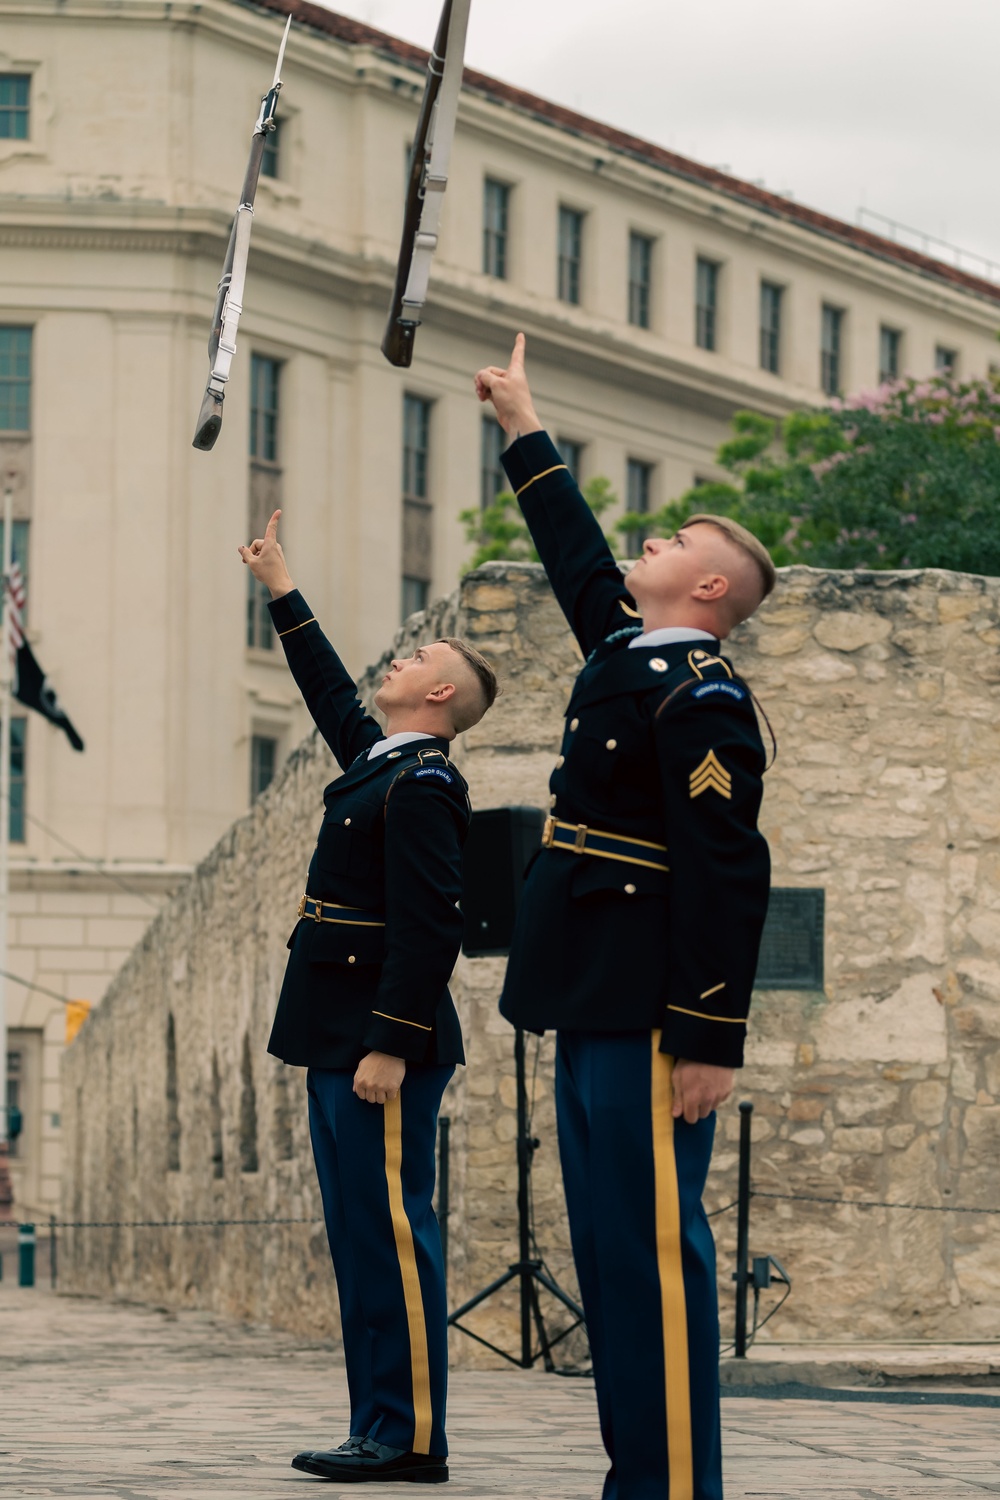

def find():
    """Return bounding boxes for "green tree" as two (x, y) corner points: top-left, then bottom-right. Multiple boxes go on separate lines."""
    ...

(461, 476), (618, 571)
(462, 374), (1000, 576)
(626, 374), (1000, 574)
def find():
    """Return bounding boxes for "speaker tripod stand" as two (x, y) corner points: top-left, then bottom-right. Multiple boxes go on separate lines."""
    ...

(447, 1028), (587, 1371)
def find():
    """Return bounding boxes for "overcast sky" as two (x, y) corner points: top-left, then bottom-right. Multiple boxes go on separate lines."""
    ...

(319, 0), (1000, 278)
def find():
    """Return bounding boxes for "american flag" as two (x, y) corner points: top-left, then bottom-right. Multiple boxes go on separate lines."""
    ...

(5, 561), (24, 668)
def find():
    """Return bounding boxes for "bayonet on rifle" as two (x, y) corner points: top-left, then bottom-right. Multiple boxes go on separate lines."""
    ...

(192, 15), (292, 451)
(381, 0), (472, 368)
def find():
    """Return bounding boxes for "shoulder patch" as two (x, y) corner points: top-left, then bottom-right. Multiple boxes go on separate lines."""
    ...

(412, 766), (455, 784)
(691, 680), (747, 703)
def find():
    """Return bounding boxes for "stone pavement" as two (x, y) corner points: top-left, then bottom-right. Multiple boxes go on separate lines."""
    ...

(3, 1284), (1000, 1499)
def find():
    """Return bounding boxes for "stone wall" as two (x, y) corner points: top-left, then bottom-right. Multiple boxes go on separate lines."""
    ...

(60, 563), (1000, 1351)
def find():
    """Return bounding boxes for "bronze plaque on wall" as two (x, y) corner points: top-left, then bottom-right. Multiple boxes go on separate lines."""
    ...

(755, 888), (825, 990)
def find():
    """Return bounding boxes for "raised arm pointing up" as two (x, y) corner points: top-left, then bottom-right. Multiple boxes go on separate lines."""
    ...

(239, 507), (294, 599)
(474, 332), (543, 441)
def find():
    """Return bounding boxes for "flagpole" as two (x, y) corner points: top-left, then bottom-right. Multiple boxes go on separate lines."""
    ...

(0, 478), (11, 1159)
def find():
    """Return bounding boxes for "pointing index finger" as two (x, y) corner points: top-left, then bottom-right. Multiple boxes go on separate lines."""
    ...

(264, 508), (282, 542)
(509, 331), (526, 373)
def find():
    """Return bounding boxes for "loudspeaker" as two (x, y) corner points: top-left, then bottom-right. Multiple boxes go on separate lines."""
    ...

(462, 805), (545, 958)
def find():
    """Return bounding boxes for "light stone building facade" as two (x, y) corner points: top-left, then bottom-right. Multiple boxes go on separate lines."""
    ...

(2, 0), (999, 1213)
(60, 563), (1000, 1350)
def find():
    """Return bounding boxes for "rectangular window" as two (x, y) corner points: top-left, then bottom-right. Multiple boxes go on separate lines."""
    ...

(402, 395), (432, 620)
(246, 574), (274, 651)
(820, 304), (844, 396)
(558, 206), (584, 305)
(695, 258), (719, 351)
(10, 715), (25, 843)
(261, 118), (282, 180)
(935, 345), (957, 375)
(5, 1047), (21, 1158)
(759, 282), (783, 375)
(483, 179), (510, 279)
(250, 734), (277, 801)
(401, 576), (429, 617)
(625, 459), (653, 560)
(879, 326), (901, 384)
(0, 75), (30, 140)
(480, 417), (506, 510)
(557, 437), (584, 480)
(0, 327), (31, 431)
(250, 354), (280, 462)
(628, 232), (653, 329)
(247, 355), (281, 651)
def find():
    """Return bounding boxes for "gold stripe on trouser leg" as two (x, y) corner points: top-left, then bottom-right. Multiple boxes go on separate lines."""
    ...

(383, 1093), (433, 1455)
(650, 1033), (694, 1500)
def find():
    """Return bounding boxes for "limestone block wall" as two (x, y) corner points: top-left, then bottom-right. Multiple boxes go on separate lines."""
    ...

(60, 564), (1000, 1351)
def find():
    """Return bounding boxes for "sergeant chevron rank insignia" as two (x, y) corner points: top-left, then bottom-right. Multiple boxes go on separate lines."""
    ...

(689, 750), (732, 800)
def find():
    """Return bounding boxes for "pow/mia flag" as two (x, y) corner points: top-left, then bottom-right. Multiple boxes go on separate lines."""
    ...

(14, 639), (84, 752)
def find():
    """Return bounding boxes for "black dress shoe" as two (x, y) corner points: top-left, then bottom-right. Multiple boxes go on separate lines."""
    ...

(292, 1437), (448, 1483)
(291, 1436), (366, 1471)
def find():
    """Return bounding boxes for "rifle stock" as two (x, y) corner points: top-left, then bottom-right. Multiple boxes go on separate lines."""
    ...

(193, 386), (224, 451)
(381, 0), (454, 368)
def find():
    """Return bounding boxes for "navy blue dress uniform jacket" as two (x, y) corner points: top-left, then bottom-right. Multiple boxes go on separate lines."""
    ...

(265, 589), (469, 1071)
(499, 433), (770, 1069)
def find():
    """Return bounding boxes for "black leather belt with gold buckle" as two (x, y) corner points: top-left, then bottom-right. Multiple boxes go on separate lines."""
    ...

(541, 816), (669, 872)
(297, 894), (385, 927)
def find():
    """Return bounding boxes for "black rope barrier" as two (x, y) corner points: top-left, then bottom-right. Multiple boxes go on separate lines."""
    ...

(52, 1216), (324, 1229)
(751, 1190), (1000, 1216)
(706, 1199), (739, 1219)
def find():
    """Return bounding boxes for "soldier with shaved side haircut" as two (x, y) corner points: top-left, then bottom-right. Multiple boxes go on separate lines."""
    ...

(475, 335), (773, 1500)
(240, 511), (496, 1485)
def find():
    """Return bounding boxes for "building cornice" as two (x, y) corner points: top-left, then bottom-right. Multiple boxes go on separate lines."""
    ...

(0, 198), (818, 418)
(2, 1), (998, 327)
(225, 0), (1000, 312)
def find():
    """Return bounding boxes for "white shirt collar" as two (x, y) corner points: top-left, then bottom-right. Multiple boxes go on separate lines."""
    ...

(628, 626), (717, 649)
(367, 730), (437, 761)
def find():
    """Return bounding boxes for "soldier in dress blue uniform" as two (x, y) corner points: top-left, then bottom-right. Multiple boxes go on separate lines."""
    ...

(239, 512), (498, 1486)
(474, 336), (775, 1500)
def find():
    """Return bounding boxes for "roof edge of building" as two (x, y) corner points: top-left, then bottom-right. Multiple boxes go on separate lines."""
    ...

(236, 0), (1000, 310)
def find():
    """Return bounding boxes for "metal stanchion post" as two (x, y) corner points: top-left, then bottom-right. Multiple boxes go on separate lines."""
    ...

(733, 1102), (753, 1358)
(18, 1221), (35, 1287)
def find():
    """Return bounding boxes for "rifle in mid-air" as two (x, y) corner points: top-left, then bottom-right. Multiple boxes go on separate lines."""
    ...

(381, 0), (472, 368)
(192, 15), (292, 451)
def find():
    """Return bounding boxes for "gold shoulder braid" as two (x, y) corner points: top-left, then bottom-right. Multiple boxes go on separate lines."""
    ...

(687, 649), (733, 681)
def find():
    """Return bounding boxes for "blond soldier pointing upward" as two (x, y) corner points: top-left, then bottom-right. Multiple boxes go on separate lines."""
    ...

(241, 511), (497, 1483)
(475, 335), (774, 1500)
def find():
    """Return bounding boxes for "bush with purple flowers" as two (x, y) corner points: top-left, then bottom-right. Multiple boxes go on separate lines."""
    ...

(623, 374), (1000, 575)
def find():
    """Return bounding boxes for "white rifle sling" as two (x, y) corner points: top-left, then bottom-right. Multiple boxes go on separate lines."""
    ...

(400, 0), (471, 318)
(213, 207), (255, 385)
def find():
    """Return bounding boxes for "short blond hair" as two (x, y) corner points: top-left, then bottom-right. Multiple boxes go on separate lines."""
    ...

(680, 513), (776, 602)
(439, 638), (500, 733)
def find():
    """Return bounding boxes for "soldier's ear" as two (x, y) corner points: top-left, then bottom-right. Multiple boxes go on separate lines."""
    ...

(694, 573), (729, 602)
(426, 682), (457, 705)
